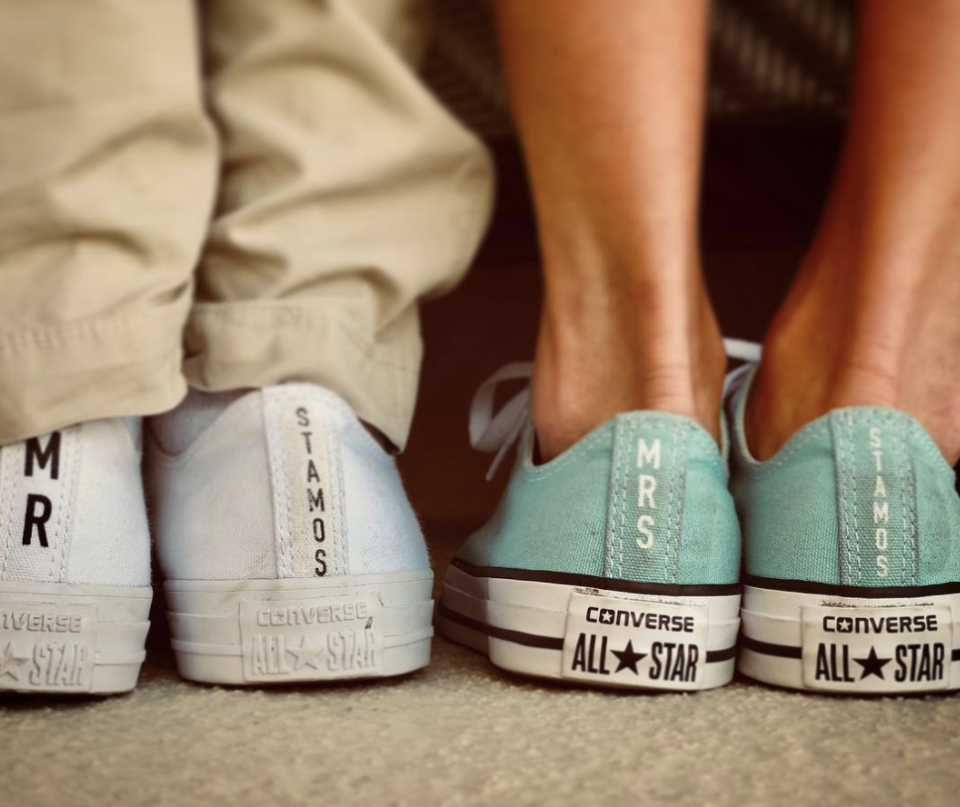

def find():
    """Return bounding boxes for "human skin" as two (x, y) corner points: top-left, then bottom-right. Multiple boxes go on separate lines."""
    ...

(747, 0), (960, 464)
(493, 0), (722, 461)
(494, 0), (960, 464)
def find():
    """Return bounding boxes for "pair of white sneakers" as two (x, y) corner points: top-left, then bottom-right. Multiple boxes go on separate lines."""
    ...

(0, 385), (434, 694)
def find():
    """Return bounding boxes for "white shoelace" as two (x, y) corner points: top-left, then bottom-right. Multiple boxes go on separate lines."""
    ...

(468, 338), (762, 480)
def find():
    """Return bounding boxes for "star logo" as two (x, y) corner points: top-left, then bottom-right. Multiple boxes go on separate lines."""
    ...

(287, 636), (323, 671)
(611, 640), (647, 675)
(0, 641), (30, 682)
(853, 646), (892, 680)
(598, 609), (615, 625)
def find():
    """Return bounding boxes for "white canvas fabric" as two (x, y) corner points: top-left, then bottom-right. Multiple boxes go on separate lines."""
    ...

(0, 418), (153, 695)
(146, 384), (433, 685)
(146, 384), (429, 582)
(0, 418), (151, 587)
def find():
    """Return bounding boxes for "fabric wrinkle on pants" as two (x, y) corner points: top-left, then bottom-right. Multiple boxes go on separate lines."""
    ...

(0, 0), (494, 450)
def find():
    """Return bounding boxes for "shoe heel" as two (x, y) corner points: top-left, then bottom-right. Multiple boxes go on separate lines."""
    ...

(739, 581), (960, 694)
(0, 581), (151, 695)
(165, 572), (434, 685)
(439, 563), (741, 691)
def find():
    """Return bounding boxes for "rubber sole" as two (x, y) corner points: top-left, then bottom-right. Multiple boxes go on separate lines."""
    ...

(438, 562), (740, 691)
(165, 571), (434, 685)
(0, 580), (152, 695)
(739, 581), (960, 694)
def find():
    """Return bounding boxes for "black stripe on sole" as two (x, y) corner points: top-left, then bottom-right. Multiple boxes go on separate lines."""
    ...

(740, 636), (802, 660)
(438, 602), (562, 650)
(744, 574), (960, 599)
(707, 645), (738, 663)
(437, 602), (737, 663)
(451, 557), (741, 598)
(741, 637), (960, 663)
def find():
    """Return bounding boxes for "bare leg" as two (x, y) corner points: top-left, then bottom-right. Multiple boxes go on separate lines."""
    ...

(749, 0), (960, 463)
(493, 0), (721, 460)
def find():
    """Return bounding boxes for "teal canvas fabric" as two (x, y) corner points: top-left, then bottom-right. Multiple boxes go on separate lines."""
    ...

(456, 411), (741, 586)
(730, 368), (960, 587)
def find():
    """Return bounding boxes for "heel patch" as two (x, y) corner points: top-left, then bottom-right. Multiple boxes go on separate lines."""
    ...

(263, 389), (346, 579)
(0, 602), (96, 692)
(831, 409), (918, 586)
(239, 594), (383, 683)
(801, 604), (952, 692)
(561, 591), (707, 690)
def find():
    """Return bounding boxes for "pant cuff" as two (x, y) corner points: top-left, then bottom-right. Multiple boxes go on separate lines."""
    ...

(0, 310), (188, 445)
(183, 302), (422, 451)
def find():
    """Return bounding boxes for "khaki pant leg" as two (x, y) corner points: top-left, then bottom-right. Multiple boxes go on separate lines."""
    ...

(0, 0), (218, 445)
(187, 0), (494, 450)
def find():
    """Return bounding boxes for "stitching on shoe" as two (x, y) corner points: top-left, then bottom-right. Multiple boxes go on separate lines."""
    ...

(522, 428), (610, 482)
(664, 423), (678, 584)
(835, 414), (852, 584)
(620, 414), (720, 459)
(329, 412), (349, 576)
(673, 423), (690, 586)
(263, 392), (294, 578)
(618, 421), (630, 579)
(740, 423), (830, 480)
(849, 412), (862, 583)
(617, 421), (627, 579)
(0, 445), (16, 578)
(49, 429), (69, 582)
(605, 427), (617, 579)
(56, 425), (83, 583)
(895, 413), (908, 585)
(902, 419), (920, 585)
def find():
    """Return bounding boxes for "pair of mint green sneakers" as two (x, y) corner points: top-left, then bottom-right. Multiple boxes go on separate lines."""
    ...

(438, 343), (960, 694)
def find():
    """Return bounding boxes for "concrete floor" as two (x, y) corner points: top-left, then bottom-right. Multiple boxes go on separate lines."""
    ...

(3, 534), (959, 807)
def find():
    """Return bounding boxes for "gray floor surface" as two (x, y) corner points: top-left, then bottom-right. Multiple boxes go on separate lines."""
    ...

(2, 539), (959, 807)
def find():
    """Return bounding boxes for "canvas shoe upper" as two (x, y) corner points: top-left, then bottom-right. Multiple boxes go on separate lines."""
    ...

(146, 383), (433, 685)
(0, 418), (152, 694)
(729, 366), (960, 694)
(437, 364), (742, 691)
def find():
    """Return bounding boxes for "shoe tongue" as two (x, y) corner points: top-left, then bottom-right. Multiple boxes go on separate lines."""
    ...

(724, 364), (758, 461)
(150, 388), (251, 455)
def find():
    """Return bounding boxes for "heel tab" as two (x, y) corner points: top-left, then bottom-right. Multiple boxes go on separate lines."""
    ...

(604, 412), (731, 586)
(828, 407), (922, 587)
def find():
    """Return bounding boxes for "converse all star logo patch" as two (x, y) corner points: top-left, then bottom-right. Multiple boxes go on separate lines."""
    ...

(0, 427), (80, 581)
(562, 592), (708, 689)
(801, 605), (953, 692)
(263, 390), (345, 578)
(239, 594), (383, 682)
(0, 603), (96, 692)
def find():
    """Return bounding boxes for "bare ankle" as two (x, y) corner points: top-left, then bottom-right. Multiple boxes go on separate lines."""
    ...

(532, 288), (725, 461)
(747, 281), (960, 464)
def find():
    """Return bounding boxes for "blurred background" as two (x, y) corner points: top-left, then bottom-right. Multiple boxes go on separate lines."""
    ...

(400, 0), (852, 529)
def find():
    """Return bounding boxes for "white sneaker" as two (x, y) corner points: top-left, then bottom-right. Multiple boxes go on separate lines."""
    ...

(146, 384), (434, 686)
(0, 419), (153, 695)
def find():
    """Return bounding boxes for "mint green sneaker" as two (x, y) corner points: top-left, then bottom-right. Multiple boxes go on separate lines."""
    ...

(729, 366), (960, 694)
(437, 363), (742, 691)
